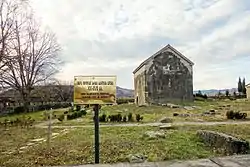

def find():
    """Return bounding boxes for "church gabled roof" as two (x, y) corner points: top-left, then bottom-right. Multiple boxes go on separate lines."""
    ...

(133, 44), (194, 74)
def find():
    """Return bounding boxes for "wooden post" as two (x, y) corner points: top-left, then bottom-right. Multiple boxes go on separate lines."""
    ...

(47, 108), (52, 149)
(93, 104), (100, 164)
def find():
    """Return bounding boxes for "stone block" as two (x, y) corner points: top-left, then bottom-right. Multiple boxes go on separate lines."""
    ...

(197, 130), (249, 155)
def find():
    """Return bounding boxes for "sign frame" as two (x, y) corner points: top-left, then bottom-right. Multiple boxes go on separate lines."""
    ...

(73, 75), (117, 105)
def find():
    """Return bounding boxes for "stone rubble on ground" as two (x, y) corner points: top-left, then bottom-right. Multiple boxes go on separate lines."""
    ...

(159, 117), (173, 123)
(197, 130), (250, 155)
(127, 154), (148, 163)
(192, 106), (202, 109)
(183, 106), (194, 110)
(159, 124), (174, 130)
(143, 131), (165, 139)
(167, 103), (180, 108)
(3, 128), (71, 155)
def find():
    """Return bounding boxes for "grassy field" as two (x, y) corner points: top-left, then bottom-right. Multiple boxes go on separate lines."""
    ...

(1, 123), (250, 167)
(1, 99), (250, 166)
(0, 127), (63, 165)
(54, 99), (250, 126)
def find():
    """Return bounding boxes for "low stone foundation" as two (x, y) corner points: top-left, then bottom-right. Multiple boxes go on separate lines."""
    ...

(197, 130), (250, 155)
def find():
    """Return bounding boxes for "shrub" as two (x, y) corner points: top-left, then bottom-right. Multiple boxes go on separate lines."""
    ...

(136, 114), (143, 122)
(117, 114), (122, 122)
(14, 106), (25, 114)
(80, 109), (87, 116)
(226, 110), (235, 119)
(128, 113), (133, 122)
(116, 98), (134, 105)
(99, 114), (107, 122)
(66, 109), (88, 120)
(76, 105), (81, 111)
(173, 113), (179, 116)
(226, 110), (247, 120)
(122, 115), (127, 122)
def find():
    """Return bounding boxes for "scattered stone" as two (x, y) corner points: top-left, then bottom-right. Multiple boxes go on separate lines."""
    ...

(203, 110), (217, 115)
(1, 151), (13, 155)
(26, 143), (35, 146)
(179, 113), (191, 117)
(184, 106), (194, 110)
(161, 103), (167, 106)
(192, 106), (202, 109)
(19, 146), (28, 150)
(127, 154), (148, 163)
(159, 124), (174, 130)
(30, 138), (44, 142)
(197, 130), (250, 155)
(75, 118), (84, 122)
(52, 133), (59, 136)
(167, 103), (180, 108)
(159, 117), (173, 123)
(143, 131), (165, 139)
(195, 119), (204, 122)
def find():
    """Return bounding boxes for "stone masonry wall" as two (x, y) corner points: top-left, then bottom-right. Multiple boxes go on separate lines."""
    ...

(134, 66), (146, 106)
(145, 49), (193, 104)
(197, 130), (249, 155)
(246, 86), (250, 99)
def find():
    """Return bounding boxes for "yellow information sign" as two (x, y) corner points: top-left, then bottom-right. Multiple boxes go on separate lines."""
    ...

(74, 75), (117, 104)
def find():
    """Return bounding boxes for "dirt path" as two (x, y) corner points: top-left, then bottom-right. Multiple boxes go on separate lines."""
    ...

(34, 120), (250, 129)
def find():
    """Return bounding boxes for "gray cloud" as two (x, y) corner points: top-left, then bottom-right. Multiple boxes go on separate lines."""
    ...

(31, 0), (250, 90)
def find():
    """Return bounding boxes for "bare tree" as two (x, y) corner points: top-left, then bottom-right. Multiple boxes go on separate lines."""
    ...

(0, 0), (19, 74)
(0, 8), (61, 112)
(53, 80), (73, 102)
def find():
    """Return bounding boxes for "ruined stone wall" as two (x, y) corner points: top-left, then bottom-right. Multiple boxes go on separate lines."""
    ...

(246, 86), (250, 99)
(197, 130), (249, 155)
(145, 48), (193, 104)
(134, 66), (146, 106)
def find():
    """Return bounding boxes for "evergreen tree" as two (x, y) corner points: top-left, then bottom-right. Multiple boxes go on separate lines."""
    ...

(233, 91), (237, 97)
(238, 77), (242, 94)
(198, 90), (202, 95)
(225, 90), (229, 97)
(242, 78), (246, 95)
(218, 90), (221, 96)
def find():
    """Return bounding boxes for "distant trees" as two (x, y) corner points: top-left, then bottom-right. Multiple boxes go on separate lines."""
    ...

(225, 89), (229, 97)
(53, 80), (73, 102)
(242, 78), (246, 95)
(0, 0), (61, 112)
(194, 90), (207, 99)
(238, 77), (247, 95)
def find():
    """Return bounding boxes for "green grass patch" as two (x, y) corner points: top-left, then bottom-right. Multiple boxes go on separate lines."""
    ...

(54, 100), (250, 126)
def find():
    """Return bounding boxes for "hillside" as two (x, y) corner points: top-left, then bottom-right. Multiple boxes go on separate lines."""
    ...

(116, 86), (134, 98)
(193, 88), (238, 96)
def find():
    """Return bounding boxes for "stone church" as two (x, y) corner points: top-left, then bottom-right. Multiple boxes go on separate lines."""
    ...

(133, 44), (194, 106)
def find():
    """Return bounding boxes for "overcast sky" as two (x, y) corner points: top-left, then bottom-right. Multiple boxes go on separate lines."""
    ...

(31, 0), (250, 90)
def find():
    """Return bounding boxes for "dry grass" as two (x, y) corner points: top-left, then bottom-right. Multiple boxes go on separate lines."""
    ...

(1, 121), (250, 166)
(0, 108), (69, 122)
(0, 126), (218, 167)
